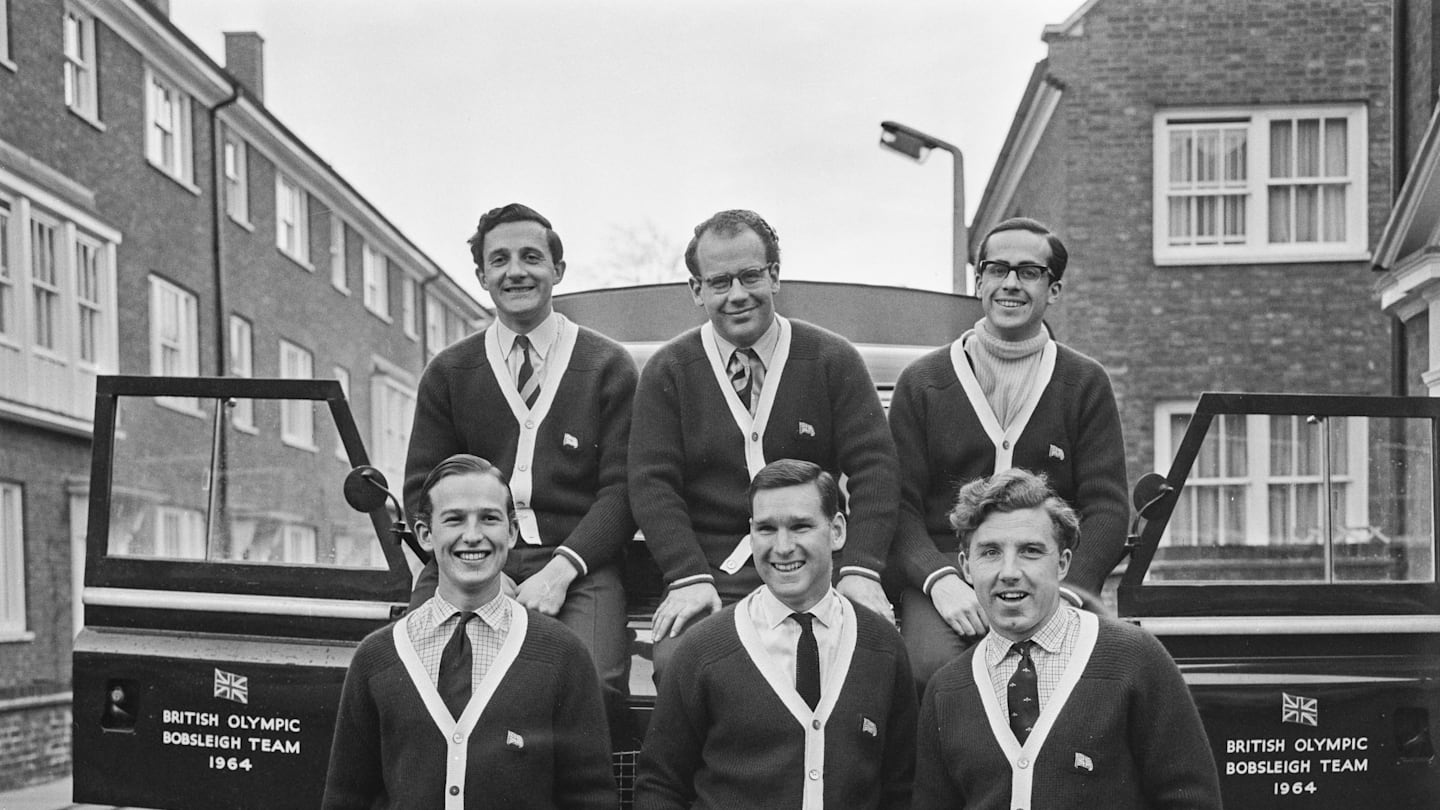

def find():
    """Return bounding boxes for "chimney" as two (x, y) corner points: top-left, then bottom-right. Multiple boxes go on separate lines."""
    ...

(224, 32), (265, 102)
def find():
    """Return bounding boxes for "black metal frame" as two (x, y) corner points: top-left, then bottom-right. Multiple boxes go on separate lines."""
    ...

(84, 375), (413, 603)
(1120, 392), (1440, 618)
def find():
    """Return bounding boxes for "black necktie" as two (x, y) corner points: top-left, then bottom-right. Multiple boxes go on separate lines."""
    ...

(515, 336), (539, 408)
(438, 612), (477, 719)
(728, 348), (756, 412)
(791, 612), (820, 710)
(1009, 640), (1039, 742)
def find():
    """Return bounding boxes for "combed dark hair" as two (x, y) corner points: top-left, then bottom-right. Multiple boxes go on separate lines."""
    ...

(747, 458), (839, 517)
(684, 209), (781, 277)
(467, 203), (564, 268)
(976, 216), (1069, 280)
(415, 454), (514, 526)
(947, 468), (1079, 552)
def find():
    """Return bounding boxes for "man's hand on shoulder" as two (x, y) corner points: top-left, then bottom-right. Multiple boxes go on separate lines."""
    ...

(651, 582), (721, 641)
(930, 573), (988, 638)
(837, 575), (895, 625)
(514, 557), (578, 616)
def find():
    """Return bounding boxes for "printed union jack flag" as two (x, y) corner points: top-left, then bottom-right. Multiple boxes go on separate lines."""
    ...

(1281, 692), (1317, 727)
(214, 668), (249, 705)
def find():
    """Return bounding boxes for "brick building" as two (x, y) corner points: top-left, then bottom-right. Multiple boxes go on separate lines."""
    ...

(972, 0), (1394, 561)
(0, 0), (488, 788)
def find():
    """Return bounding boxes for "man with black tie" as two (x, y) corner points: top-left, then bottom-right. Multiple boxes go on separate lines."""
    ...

(324, 454), (616, 809)
(635, 459), (916, 810)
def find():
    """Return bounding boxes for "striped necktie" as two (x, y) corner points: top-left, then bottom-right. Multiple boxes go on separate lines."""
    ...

(514, 335), (539, 408)
(728, 348), (760, 413)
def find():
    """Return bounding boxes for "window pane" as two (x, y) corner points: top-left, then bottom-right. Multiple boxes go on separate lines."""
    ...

(1321, 184), (1346, 241)
(1223, 195), (1246, 238)
(1196, 195), (1216, 239)
(1324, 118), (1347, 176)
(1270, 120), (1293, 179)
(1168, 197), (1190, 241)
(1197, 130), (1218, 184)
(1224, 130), (1247, 181)
(1268, 187), (1291, 243)
(1271, 415), (1294, 476)
(1294, 185), (1319, 242)
(1196, 419), (1219, 478)
(1225, 414), (1248, 476)
(1295, 119), (1320, 177)
(1169, 131), (1192, 184)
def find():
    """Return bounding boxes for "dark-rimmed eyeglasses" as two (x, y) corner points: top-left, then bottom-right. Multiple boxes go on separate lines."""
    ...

(694, 263), (777, 294)
(976, 260), (1052, 284)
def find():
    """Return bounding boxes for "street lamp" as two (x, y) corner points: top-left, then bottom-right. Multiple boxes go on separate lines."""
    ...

(879, 121), (969, 295)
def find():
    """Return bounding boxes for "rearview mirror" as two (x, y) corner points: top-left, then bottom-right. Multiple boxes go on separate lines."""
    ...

(1131, 472), (1173, 520)
(343, 465), (393, 514)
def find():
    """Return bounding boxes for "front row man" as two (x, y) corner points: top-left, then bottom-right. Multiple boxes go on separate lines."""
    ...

(636, 459), (917, 810)
(324, 455), (617, 810)
(913, 469), (1221, 810)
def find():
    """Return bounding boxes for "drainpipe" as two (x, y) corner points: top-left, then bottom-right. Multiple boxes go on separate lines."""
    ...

(209, 85), (242, 375)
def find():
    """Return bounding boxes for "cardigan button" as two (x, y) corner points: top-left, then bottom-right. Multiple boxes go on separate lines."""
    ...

(453, 733), (464, 743)
(751, 432), (759, 441)
(812, 719), (821, 730)
(449, 786), (460, 796)
(808, 769), (820, 780)
(1017, 757), (1030, 769)
(525, 420), (535, 429)
(1002, 440), (1011, 450)
(518, 463), (528, 472)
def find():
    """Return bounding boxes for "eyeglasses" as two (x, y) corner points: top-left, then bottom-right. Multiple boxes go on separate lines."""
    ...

(976, 260), (1053, 284)
(694, 263), (776, 294)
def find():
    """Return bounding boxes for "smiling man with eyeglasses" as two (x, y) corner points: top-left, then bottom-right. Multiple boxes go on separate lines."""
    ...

(887, 216), (1129, 695)
(630, 209), (900, 685)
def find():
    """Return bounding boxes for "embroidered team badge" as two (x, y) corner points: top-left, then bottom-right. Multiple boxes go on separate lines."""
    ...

(1073, 752), (1094, 772)
(562, 433), (579, 449)
(213, 668), (249, 705)
(1282, 692), (1318, 727)
(1048, 444), (1065, 461)
(861, 717), (878, 737)
(798, 421), (815, 437)
(507, 730), (526, 749)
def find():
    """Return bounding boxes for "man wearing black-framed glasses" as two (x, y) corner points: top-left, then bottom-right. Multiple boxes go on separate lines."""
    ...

(887, 216), (1129, 694)
(630, 209), (900, 684)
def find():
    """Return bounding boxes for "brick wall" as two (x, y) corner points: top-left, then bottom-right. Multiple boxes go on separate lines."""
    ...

(0, 696), (72, 791)
(1019, 0), (1394, 482)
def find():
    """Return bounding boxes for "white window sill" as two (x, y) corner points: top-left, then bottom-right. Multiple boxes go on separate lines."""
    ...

(282, 438), (319, 453)
(1, 57), (17, 74)
(279, 249), (315, 273)
(154, 396), (206, 419)
(1154, 247), (1371, 267)
(228, 214), (255, 232)
(67, 106), (105, 132)
(365, 307), (393, 324)
(147, 161), (201, 196)
(0, 630), (36, 644)
(332, 281), (351, 296)
(231, 420), (259, 435)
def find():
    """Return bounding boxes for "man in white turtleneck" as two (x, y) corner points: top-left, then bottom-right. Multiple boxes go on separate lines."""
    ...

(886, 217), (1129, 692)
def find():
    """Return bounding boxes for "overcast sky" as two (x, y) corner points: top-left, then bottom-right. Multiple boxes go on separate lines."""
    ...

(171, 0), (1082, 302)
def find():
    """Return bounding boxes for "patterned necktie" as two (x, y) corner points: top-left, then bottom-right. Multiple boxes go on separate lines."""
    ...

(791, 612), (820, 710)
(1009, 640), (1040, 743)
(728, 348), (760, 413)
(438, 611), (477, 719)
(514, 335), (539, 408)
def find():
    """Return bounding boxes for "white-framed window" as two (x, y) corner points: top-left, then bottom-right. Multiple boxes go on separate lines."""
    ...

(362, 242), (389, 318)
(228, 315), (254, 431)
(281, 524), (317, 563)
(144, 68), (194, 185)
(149, 275), (200, 414)
(370, 370), (416, 493)
(29, 216), (60, 354)
(154, 505), (205, 559)
(62, 4), (98, 121)
(333, 365), (351, 461)
(223, 130), (249, 224)
(0, 178), (121, 426)
(329, 214), (348, 293)
(275, 173), (309, 264)
(1154, 403), (1369, 547)
(1153, 105), (1367, 265)
(425, 296), (444, 359)
(1, 0), (14, 69)
(0, 201), (12, 340)
(279, 339), (315, 450)
(401, 276), (419, 339)
(0, 482), (25, 638)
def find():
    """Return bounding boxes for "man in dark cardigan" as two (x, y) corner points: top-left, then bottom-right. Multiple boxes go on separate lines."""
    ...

(913, 469), (1220, 810)
(323, 454), (616, 809)
(404, 204), (636, 709)
(629, 209), (900, 681)
(635, 459), (915, 810)
(888, 216), (1129, 690)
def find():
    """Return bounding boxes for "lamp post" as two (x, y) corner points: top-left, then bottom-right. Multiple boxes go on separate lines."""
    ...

(878, 121), (968, 295)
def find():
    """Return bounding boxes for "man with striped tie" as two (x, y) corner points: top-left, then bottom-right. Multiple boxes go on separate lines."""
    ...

(324, 454), (616, 809)
(629, 209), (899, 682)
(913, 469), (1219, 810)
(404, 204), (637, 714)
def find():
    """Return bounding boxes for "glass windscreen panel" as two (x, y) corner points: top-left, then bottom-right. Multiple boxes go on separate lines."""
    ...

(106, 394), (388, 569)
(1146, 413), (1434, 584)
